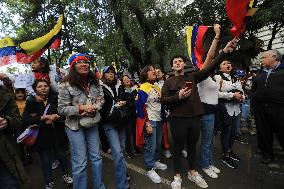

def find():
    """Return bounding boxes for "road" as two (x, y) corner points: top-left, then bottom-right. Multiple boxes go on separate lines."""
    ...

(23, 131), (255, 189)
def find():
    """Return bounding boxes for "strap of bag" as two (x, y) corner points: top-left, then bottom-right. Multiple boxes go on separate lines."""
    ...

(43, 104), (51, 116)
(219, 78), (223, 91)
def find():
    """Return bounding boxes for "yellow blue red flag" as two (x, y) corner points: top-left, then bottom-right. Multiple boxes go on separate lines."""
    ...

(186, 24), (209, 69)
(16, 15), (63, 63)
(0, 37), (16, 67)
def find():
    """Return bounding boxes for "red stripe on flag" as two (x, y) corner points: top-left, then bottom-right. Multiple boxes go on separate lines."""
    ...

(226, 0), (250, 37)
(0, 55), (16, 66)
(16, 49), (46, 64)
(193, 26), (209, 69)
(50, 38), (61, 49)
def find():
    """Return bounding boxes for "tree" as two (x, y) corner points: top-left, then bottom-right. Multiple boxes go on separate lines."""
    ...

(247, 0), (284, 50)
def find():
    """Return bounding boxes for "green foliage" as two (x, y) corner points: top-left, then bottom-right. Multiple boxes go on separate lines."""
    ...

(0, 0), (283, 72)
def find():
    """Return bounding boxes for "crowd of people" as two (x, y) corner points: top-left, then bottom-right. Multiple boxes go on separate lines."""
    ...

(0, 25), (284, 189)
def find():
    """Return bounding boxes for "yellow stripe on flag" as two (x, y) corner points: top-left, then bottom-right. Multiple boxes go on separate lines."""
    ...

(249, 0), (255, 8)
(112, 62), (117, 72)
(186, 26), (193, 60)
(0, 37), (15, 48)
(20, 15), (63, 55)
(247, 8), (258, 16)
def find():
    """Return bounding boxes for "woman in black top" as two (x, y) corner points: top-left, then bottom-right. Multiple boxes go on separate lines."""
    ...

(100, 66), (129, 189)
(23, 79), (72, 189)
(121, 75), (138, 158)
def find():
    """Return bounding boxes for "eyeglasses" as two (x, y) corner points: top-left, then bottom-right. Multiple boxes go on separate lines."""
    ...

(75, 60), (90, 65)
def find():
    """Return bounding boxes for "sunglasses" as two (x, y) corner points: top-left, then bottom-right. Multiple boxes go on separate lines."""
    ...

(75, 60), (90, 65)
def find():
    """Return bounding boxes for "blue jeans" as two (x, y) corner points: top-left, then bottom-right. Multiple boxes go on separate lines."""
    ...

(0, 161), (20, 189)
(199, 113), (215, 168)
(66, 126), (105, 189)
(144, 121), (163, 170)
(103, 123), (128, 189)
(242, 99), (252, 128)
(221, 113), (241, 153)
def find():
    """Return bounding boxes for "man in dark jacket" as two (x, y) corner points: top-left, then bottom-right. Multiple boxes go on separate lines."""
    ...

(251, 49), (284, 165)
(0, 84), (27, 188)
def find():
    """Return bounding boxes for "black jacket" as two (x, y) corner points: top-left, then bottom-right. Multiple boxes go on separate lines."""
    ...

(100, 81), (127, 123)
(122, 86), (137, 118)
(251, 62), (284, 104)
(23, 92), (62, 151)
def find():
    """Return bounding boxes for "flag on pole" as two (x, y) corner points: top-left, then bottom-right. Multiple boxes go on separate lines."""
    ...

(0, 37), (16, 67)
(16, 15), (63, 64)
(186, 24), (209, 69)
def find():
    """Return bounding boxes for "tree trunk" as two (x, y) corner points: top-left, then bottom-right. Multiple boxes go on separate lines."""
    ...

(267, 22), (279, 50)
(128, 2), (153, 66)
(109, 0), (144, 69)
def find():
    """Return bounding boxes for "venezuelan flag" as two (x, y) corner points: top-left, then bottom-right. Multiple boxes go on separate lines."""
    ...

(16, 15), (63, 64)
(0, 37), (16, 67)
(186, 24), (209, 69)
(135, 82), (160, 147)
(226, 0), (258, 37)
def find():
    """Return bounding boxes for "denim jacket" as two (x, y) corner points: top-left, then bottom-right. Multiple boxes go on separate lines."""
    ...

(58, 82), (104, 130)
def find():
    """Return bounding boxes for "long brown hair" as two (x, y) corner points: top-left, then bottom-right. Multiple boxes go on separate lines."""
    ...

(62, 67), (99, 91)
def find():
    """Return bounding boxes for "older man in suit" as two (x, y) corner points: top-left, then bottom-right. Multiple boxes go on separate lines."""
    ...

(251, 49), (284, 164)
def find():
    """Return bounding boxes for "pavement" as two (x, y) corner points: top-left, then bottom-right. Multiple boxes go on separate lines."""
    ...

(22, 127), (283, 189)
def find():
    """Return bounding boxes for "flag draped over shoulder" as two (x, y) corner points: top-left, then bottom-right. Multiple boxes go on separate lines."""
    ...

(226, 0), (258, 37)
(0, 37), (16, 67)
(186, 24), (209, 69)
(135, 82), (160, 148)
(16, 15), (63, 64)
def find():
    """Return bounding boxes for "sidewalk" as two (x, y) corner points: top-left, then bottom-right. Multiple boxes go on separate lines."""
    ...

(250, 135), (284, 189)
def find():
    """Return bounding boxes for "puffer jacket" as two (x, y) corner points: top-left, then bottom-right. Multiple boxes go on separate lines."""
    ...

(58, 82), (104, 130)
(0, 86), (28, 185)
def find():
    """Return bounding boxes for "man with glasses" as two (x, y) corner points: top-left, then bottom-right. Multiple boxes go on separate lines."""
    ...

(251, 50), (284, 165)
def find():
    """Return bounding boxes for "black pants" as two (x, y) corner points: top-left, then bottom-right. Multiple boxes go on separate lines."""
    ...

(169, 116), (201, 173)
(125, 117), (136, 155)
(251, 103), (284, 158)
(0, 160), (20, 189)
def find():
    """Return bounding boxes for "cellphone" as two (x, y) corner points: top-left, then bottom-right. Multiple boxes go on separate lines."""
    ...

(184, 81), (193, 91)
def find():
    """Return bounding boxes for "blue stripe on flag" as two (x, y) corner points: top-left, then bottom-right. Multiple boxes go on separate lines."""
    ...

(191, 24), (199, 66)
(0, 46), (16, 57)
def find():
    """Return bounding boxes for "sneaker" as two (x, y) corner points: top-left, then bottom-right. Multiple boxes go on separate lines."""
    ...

(202, 168), (218, 178)
(163, 150), (172, 159)
(249, 129), (256, 136)
(147, 169), (161, 183)
(154, 161), (167, 170)
(221, 156), (237, 169)
(171, 176), (182, 189)
(126, 173), (131, 181)
(261, 156), (274, 165)
(182, 150), (187, 158)
(126, 153), (135, 159)
(228, 151), (240, 161)
(209, 165), (220, 174)
(107, 148), (111, 154)
(52, 160), (59, 170)
(62, 174), (73, 184)
(235, 135), (248, 144)
(45, 182), (54, 189)
(188, 172), (208, 188)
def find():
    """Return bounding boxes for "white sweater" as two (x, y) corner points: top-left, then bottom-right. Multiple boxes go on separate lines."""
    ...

(215, 74), (244, 116)
(198, 76), (219, 105)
